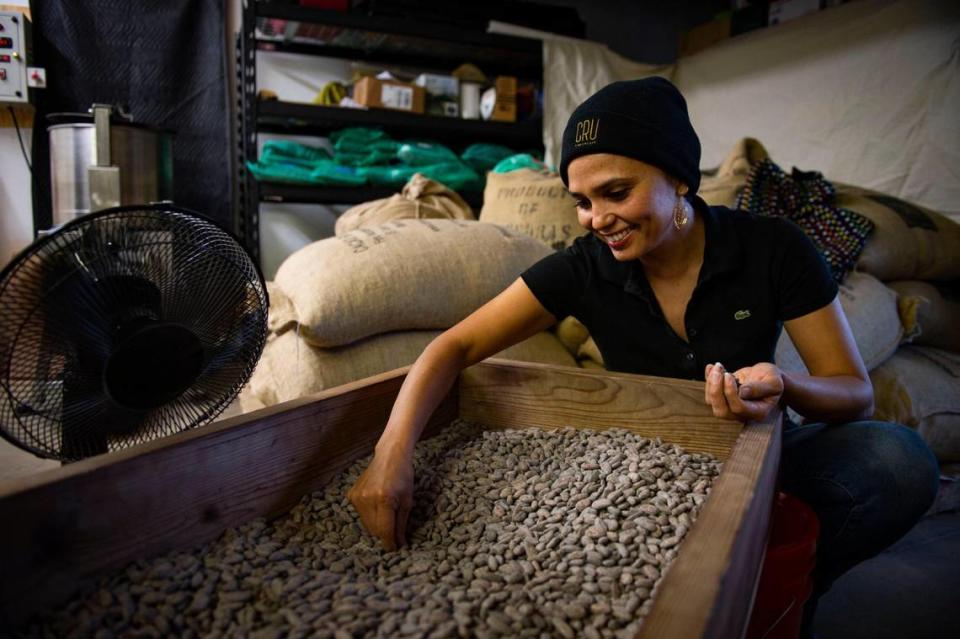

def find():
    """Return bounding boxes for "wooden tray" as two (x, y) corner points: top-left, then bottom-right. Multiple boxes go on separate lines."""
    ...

(0, 360), (781, 637)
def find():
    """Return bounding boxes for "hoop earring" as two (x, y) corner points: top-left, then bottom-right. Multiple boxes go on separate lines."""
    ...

(673, 197), (689, 231)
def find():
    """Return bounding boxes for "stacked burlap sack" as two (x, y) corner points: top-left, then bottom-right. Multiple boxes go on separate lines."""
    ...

(693, 138), (960, 465)
(479, 166), (588, 250)
(241, 175), (578, 411)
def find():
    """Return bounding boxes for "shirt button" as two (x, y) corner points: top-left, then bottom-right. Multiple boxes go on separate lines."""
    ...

(689, 328), (698, 338)
(685, 352), (695, 361)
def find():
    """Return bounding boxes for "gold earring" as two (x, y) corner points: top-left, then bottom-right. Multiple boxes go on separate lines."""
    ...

(673, 197), (689, 231)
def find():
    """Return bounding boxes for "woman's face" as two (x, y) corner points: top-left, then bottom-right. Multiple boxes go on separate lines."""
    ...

(567, 154), (681, 262)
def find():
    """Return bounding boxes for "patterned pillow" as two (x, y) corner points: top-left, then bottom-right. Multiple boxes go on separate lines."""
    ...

(735, 160), (874, 283)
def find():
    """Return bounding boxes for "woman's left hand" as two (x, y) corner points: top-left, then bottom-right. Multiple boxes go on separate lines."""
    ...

(704, 362), (784, 422)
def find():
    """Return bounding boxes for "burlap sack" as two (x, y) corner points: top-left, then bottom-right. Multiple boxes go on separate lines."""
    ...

(334, 173), (474, 236)
(266, 281), (298, 335)
(554, 316), (590, 358)
(246, 329), (577, 407)
(237, 384), (266, 414)
(274, 219), (554, 347)
(697, 138), (769, 207)
(870, 346), (960, 463)
(775, 272), (902, 374)
(888, 280), (960, 353)
(834, 184), (960, 281)
(578, 336), (604, 368)
(479, 169), (587, 250)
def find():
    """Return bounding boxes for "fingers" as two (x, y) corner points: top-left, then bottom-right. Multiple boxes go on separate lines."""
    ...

(395, 503), (411, 549)
(703, 363), (715, 405)
(704, 362), (767, 421)
(373, 498), (400, 552)
(737, 378), (779, 401)
(349, 482), (405, 552)
(355, 492), (401, 551)
(347, 452), (415, 552)
(725, 370), (780, 422)
(705, 362), (784, 422)
(704, 362), (732, 419)
(721, 370), (747, 417)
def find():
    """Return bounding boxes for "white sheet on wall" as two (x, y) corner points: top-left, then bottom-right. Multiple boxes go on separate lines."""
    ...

(676, 0), (960, 218)
(538, 0), (959, 220)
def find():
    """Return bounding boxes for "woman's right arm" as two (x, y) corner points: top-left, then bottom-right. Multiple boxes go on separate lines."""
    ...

(347, 278), (557, 550)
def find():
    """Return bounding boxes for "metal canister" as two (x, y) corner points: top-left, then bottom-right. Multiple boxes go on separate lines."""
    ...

(47, 111), (174, 228)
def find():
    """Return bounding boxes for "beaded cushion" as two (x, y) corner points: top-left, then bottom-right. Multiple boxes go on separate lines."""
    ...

(735, 160), (874, 283)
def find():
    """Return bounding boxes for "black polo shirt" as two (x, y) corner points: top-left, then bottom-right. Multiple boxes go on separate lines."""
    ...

(521, 198), (838, 380)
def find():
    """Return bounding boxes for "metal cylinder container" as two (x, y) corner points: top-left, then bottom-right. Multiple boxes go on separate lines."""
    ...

(47, 113), (174, 228)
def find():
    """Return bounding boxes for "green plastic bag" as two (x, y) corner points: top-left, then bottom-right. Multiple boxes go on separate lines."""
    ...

(246, 160), (317, 184)
(397, 141), (460, 166)
(492, 153), (550, 174)
(310, 160), (367, 186)
(247, 159), (366, 186)
(260, 150), (314, 169)
(260, 149), (326, 170)
(334, 141), (401, 167)
(416, 162), (481, 192)
(260, 140), (331, 162)
(357, 164), (420, 187)
(460, 143), (516, 173)
(331, 127), (391, 154)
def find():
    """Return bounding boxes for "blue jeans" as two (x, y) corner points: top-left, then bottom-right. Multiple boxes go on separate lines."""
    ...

(778, 420), (940, 632)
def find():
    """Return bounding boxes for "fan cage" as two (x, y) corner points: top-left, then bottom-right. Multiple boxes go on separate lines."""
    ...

(0, 205), (268, 462)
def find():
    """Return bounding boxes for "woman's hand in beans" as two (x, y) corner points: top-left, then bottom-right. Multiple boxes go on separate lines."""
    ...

(347, 451), (414, 551)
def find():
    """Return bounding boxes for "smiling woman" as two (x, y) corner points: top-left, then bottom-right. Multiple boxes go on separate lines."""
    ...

(347, 77), (939, 638)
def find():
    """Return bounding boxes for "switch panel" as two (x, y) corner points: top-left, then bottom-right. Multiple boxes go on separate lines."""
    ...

(0, 12), (30, 105)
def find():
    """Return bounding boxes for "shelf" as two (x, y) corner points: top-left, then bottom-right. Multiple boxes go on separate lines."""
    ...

(239, 1), (544, 261)
(257, 100), (543, 151)
(254, 3), (542, 79)
(258, 181), (484, 210)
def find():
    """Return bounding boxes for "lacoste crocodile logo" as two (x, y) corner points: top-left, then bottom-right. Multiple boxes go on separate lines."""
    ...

(734, 309), (751, 320)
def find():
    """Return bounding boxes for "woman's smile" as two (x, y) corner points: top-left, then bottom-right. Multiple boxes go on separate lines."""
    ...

(600, 226), (635, 249)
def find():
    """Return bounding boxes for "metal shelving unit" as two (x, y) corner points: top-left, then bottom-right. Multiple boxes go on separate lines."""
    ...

(258, 181), (483, 210)
(237, 0), (544, 262)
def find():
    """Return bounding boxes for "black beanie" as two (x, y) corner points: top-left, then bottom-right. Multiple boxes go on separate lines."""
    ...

(558, 77), (701, 194)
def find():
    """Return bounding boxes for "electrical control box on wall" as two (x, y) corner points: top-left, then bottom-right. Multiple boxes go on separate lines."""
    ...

(0, 11), (31, 105)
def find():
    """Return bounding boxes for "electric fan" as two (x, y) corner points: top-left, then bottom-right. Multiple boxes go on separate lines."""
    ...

(0, 204), (268, 462)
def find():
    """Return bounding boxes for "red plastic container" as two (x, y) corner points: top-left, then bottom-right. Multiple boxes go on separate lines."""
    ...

(746, 491), (820, 639)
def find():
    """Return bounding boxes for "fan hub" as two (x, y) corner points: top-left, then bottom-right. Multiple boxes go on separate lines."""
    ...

(104, 323), (204, 411)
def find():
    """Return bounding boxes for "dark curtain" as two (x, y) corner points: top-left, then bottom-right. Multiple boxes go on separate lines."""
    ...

(30, 0), (233, 232)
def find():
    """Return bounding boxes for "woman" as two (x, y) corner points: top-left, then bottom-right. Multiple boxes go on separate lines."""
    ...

(348, 77), (938, 632)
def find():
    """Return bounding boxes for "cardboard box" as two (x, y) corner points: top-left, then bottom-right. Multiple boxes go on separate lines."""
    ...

(414, 73), (459, 100)
(490, 75), (517, 123)
(353, 76), (426, 114)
